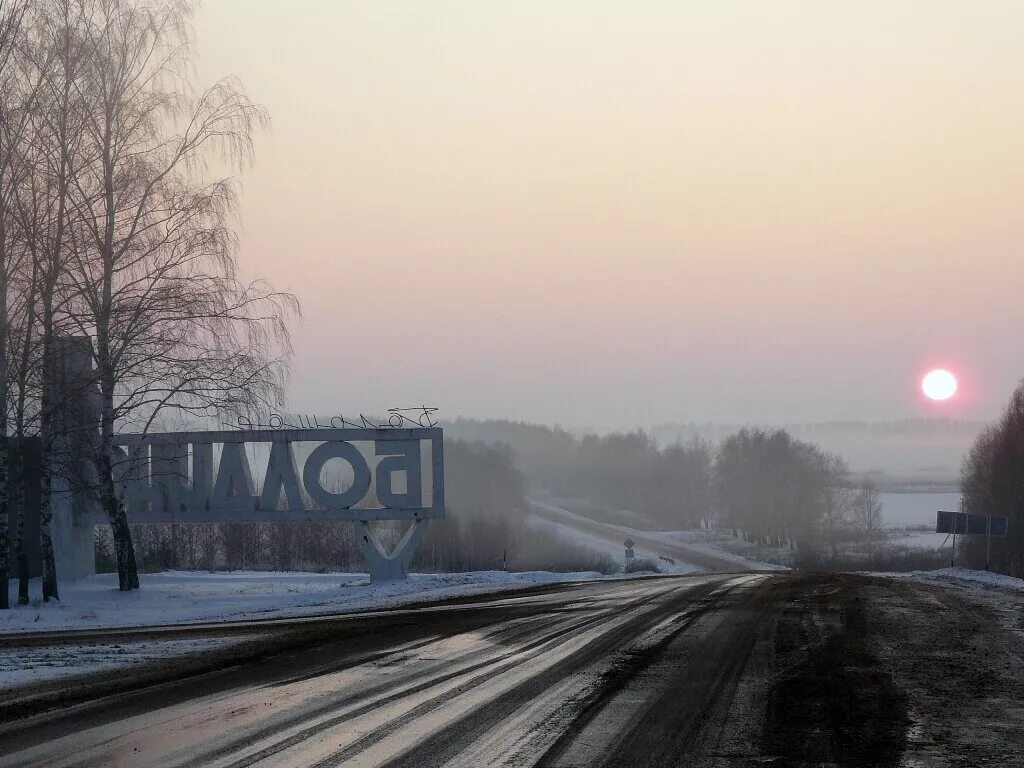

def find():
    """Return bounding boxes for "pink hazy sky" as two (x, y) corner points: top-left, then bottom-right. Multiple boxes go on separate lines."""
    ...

(196, 1), (1024, 428)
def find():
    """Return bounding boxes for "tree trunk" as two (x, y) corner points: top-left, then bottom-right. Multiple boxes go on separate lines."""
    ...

(38, 454), (58, 601)
(0, 258), (8, 609)
(14, 445), (28, 604)
(98, 421), (138, 591)
(0, 433), (7, 610)
(38, 303), (58, 602)
(95, 102), (138, 589)
(38, 443), (58, 602)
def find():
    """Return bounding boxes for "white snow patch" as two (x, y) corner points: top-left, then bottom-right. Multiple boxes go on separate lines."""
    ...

(875, 567), (1024, 592)
(1, 569), (606, 635)
(2, 637), (237, 689)
(879, 492), (961, 528)
(870, 567), (1024, 643)
(885, 530), (950, 550)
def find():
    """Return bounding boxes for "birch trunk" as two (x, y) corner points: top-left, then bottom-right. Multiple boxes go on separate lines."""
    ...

(38, 320), (57, 601)
(14, 443), (27, 604)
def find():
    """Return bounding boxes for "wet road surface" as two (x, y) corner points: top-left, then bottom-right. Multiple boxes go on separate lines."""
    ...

(1, 572), (1020, 767)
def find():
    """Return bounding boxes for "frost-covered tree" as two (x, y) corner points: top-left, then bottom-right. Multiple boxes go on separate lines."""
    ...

(59, 0), (296, 590)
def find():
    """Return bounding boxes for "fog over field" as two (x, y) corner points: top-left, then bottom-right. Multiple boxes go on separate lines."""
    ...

(192, 1), (1024, 431)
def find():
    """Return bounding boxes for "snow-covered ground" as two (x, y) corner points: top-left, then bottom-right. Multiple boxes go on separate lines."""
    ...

(1, 569), (606, 635)
(885, 530), (950, 550)
(878, 566), (1024, 592)
(872, 567), (1024, 648)
(3, 637), (239, 690)
(880, 492), (960, 528)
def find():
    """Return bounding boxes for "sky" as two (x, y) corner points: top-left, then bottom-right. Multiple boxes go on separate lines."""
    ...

(195, 1), (1024, 429)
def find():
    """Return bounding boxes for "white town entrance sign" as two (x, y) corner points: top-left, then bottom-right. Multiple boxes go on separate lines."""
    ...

(87, 427), (445, 582)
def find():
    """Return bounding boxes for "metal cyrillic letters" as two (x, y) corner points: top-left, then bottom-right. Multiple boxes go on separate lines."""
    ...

(103, 427), (445, 582)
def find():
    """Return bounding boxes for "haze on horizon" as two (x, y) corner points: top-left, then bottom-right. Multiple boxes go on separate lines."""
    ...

(196, 1), (1024, 430)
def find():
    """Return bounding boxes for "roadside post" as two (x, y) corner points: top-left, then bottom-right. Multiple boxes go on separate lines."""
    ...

(986, 516), (992, 571)
(936, 510), (1008, 570)
(954, 498), (963, 568)
(951, 517), (957, 568)
(986, 515), (1009, 571)
(946, 518), (954, 573)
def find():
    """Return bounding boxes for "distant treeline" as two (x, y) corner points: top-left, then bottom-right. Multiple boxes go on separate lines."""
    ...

(715, 429), (881, 565)
(447, 419), (883, 565)
(961, 382), (1024, 577)
(643, 418), (976, 489)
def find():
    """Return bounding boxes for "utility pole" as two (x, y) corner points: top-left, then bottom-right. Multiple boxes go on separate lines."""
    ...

(951, 499), (961, 568)
(986, 515), (992, 572)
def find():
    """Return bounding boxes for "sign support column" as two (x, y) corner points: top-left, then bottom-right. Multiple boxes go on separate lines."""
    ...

(986, 515), (992, 572)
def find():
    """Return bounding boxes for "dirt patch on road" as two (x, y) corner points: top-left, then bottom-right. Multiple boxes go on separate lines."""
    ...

(765, 580), (908, 766)
(863, 576), (1024, 767)
(764, 574), (1024, 768)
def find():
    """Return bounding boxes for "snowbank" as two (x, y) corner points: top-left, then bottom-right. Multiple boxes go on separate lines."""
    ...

(884, 530), (950, 550)
(1, 569), (605, 634)
(877, 567), (1024, 592)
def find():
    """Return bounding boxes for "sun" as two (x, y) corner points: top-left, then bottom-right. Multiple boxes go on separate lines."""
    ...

(922, 369), (957, 401)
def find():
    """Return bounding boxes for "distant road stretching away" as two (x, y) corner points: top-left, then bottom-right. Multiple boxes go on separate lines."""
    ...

(529, 499), (762, 572)
(2, 572), (1016, 766)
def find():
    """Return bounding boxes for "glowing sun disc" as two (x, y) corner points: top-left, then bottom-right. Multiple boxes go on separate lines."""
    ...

(922, 369), (957, 401)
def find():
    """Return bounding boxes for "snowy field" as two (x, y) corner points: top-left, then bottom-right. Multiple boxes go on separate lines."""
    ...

(1, 569), (607, 635)
(886, 530), (950, 550)
(880, 491), (960, 528)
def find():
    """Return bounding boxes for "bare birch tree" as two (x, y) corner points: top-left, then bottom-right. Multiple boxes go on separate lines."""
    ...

(61, 0), (294, 590)
(0, 0), (32, 609)
(0, 0), (294, 598)
(6, 0), (95, 602)
(853, 480), (882, 553)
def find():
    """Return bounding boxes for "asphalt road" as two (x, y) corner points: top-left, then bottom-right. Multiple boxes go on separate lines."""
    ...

(1, 572), (1021, 767)
(529, 500), (758, 571)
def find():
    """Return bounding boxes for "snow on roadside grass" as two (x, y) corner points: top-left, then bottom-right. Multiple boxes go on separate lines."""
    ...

(870, 568), (1024, 645)
(883, 530), (950, 551)
(1, 570), (607, 635)
(875, 567), (1024, 592)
